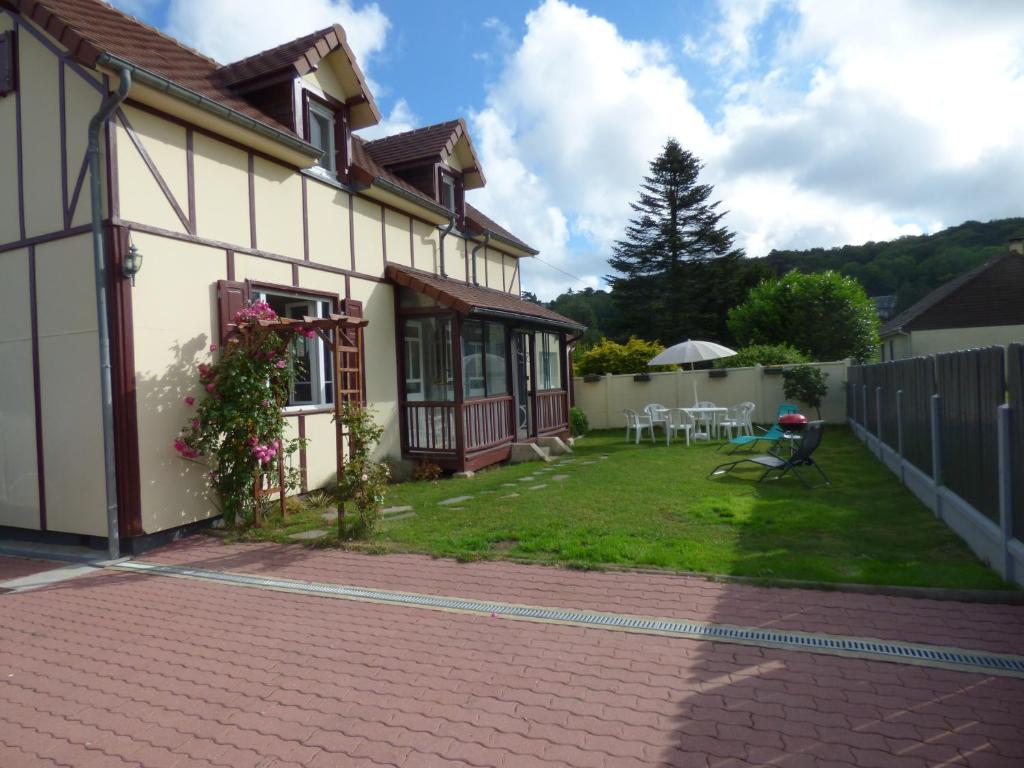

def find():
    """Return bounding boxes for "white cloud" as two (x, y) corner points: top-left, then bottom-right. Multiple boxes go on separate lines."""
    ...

(468, 0), (1024, 299)
(355, 98), (417, 140)
(163, 0), (389, 67)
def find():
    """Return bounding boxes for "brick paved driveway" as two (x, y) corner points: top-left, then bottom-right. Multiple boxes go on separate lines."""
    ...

(1, 537), (1023, 767)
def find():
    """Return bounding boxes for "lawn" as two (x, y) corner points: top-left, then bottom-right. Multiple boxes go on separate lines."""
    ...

(239, 426), (1011, 590)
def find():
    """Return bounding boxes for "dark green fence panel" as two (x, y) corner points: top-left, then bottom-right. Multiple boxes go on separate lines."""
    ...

(936, 347), (1005, 521)
(1008, 343), (1024, 535)
(900, 356), (935, 476)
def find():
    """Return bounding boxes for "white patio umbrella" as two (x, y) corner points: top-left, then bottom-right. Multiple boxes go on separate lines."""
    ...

(648, 339), (737, 405)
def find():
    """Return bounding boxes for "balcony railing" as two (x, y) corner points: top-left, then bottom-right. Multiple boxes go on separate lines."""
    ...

(402, 401), (456, 452)
(463, 395), (514, 452)
(536, 390), (569, 435)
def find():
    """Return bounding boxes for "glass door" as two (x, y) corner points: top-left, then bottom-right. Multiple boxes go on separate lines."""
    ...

(511, 331), (532, 440)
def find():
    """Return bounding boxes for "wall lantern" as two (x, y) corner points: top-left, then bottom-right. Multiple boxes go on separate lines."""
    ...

(123, 240), (143, 285)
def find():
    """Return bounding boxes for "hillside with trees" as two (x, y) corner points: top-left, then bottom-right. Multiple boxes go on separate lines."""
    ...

(544, 216), (1023, 347)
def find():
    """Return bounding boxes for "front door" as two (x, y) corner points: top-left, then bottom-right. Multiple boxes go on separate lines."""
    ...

(511, 331), (532, 440)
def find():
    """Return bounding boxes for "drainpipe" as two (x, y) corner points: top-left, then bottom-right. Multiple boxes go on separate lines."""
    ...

(470, 230), (490, 286)
(88, 66), (132, 560)
(438, 214), (456, 278)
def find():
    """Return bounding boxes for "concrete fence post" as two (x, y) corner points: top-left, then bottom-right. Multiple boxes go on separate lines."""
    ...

(861, 384), (868, 438)
(997, 404), (1014, 583)
(875, 386), (883, 458)
(896, 389), (905, 483)
(604, 373), (612, 430)
(930, 393), (943, 520)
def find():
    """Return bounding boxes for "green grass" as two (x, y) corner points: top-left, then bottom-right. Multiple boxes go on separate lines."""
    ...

(240, 427), (1012, 590)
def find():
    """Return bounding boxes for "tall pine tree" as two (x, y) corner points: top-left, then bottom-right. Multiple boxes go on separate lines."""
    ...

(608, 139), (743, 345)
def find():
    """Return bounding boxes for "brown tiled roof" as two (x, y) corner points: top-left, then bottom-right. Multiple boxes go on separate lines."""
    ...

(465, 203), (537, 255)
(366, 119), (465, 166)
(13, 0), (297, 135)
(218, 27), (334, 86)
(881, 250), (1024, 335)
(386, 265), (584, 330)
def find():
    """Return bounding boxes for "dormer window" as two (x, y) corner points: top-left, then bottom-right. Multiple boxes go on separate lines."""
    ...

(440, 172), (456, 213)
(308, 100), (336, 174)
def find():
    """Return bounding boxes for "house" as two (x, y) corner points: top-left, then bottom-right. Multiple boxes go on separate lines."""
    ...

(0, 0), (583, 552)
(879, 238), (1024, 361)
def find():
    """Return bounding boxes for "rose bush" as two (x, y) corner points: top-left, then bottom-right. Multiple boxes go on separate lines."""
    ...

(173, 300), (304, 524)
(336, 402), (389, 538)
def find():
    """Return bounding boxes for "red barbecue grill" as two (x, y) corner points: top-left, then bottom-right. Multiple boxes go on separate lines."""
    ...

(778, 412), (809, 433)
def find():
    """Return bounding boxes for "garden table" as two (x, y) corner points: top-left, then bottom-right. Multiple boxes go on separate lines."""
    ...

(682, 406), (728, 441)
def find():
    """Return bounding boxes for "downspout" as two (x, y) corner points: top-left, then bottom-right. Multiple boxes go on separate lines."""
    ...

(470, 230), (490, 286)
(438, 214), (456, 278)
(88, 65), (132, 560)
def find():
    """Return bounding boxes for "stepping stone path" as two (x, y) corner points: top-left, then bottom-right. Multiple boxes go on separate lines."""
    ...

(321, 510), (338, 522)
(383, 511), (416, 522)
(287, 529), (328, 541)
(501, 483), (518, 488)
(581, 461), (597, 465)
(552, 474), (570, 481)
(381, 506), (413, 515)
(502, 493), (520, 499)
(528, 484), (548, 490)
(439, 496), (473, 506)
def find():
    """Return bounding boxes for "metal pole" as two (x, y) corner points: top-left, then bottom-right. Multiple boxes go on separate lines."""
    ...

(997, 404), (1014, 583)
(88, 66), (132, 560)
(930, 393), (943, 519)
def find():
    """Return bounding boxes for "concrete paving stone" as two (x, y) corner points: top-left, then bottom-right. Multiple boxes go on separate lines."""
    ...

(438, 496), (473, 506)
(502, 493), (520, 499)
(552, 474), (570, 481)
(380, 512), (416, 522)
(286, 530), (328, 541)
(581, 461), (597, 465)
(501, 483), (518, 488)
(518, 476), (536, 482)
(381, 506), (414, 515)
(527, 484), (548, 491)
(321, 511), (338, 522)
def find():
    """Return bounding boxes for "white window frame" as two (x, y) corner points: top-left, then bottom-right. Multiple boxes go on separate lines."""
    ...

(256, 290), (333, 410)
(308, 100), (336, 175)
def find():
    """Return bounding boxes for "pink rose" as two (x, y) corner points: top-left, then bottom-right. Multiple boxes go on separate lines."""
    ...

(209, 344), (217, 352)
(206, 383), (215, 392)
(304, 329), (316, 339)
(275, 360), (286, 369)
(262, 399), (270, 407)
(184, 395), (195, 406)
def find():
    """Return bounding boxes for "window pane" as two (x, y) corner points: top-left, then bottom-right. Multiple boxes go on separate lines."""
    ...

(404, 316), (453, 401)
(485, 324), (507, 395)
(309, 107), (334, 171)
(461, 321), (485, 398)
(533, 332), (561, 390)
(440, 175), (456, 211)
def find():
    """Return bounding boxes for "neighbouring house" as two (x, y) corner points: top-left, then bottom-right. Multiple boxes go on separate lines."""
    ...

(0, 0), (583, 551)
(879, 237), (1024, 361)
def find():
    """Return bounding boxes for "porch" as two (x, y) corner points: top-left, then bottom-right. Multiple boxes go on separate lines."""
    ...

(387, 265), (584, 472)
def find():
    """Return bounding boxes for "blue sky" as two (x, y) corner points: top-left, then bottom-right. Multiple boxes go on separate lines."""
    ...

(113, 0), (1024, 299)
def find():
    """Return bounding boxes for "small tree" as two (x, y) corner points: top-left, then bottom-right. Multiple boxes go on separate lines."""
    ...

(782, 366), (829, 419)
(728, 270), (880, 362)
(714, 343), (808, 368)
(574, 337), (671, 375)
(336, 402), (389, 539)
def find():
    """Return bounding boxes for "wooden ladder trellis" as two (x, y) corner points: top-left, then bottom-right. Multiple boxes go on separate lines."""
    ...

(248, 311), (368, 525)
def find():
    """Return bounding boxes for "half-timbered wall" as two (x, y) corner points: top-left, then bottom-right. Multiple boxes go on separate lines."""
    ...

(0, 11), (109, 537)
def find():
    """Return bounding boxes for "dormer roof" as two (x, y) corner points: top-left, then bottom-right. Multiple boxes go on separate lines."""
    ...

(365, 118), (485, 189)
(217, 24), (380, 129)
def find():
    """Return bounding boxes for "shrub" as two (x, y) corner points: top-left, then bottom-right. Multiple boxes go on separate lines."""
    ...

(782, 365), (829, 419)
(569, 406), (589, 437)
(574, 336), (672, 376)
(413, 459), (443, 482)
(714, 343), (809, 368)
(336, 403), (389, 539)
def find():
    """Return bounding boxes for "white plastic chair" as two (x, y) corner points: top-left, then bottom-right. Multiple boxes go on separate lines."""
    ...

(623, 409), (654, 444)
(665, 409), (694, 446)
(644, 404), (670, 442)
(719, 403), (755, 441)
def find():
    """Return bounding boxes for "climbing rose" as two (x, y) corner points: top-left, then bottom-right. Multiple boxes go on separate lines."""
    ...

(184, 395), (195, 406)
(209, 344), (217, 352)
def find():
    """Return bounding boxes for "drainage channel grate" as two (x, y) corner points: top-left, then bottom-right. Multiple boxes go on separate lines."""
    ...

(115, 561), (1024, 678)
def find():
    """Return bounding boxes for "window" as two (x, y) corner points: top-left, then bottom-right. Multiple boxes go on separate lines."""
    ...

(534, 332), (562, 391)
(256, 290), (334, 407)
(439, 172), (456, 213)
(402, 316), (453, 401)
(308, 100), (335, 174)
(460, 321), (508, 399)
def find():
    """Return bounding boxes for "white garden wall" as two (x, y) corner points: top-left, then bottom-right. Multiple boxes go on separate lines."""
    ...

(574, 361), (850, 429)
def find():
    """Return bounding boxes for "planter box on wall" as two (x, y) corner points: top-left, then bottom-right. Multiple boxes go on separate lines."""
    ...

(708, 369), (728, 378)
(582, 374), (602, 383)
(633, 373), (652, 382)
(763, 367), (783, 375)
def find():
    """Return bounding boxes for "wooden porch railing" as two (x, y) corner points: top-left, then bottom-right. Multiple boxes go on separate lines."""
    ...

(402, 401), (456, 452)
(463, 395), (514, 452)
(536, 389), (569, 434)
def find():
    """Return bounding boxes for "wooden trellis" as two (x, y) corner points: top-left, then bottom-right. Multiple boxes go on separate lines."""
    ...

(245, 311), (368, 525)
